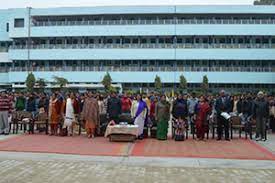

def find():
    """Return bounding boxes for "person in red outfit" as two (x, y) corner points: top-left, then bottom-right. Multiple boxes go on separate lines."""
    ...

(121, 93), (132, 114)
(194, 96), (211, 141)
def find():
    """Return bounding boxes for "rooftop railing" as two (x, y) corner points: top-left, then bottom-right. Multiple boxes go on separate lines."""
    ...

(8, 66), (274, 72)
(10, 43), (275, 50)
(32, 18), (275, 27)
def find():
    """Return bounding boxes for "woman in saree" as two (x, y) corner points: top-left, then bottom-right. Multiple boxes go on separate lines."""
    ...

(131, 94), (148, 140)
(82, 92), (99, 138)
(63, 93), (78, 136)
(49, 93), (63, 136)
(194, 96), (211, 141)
(155, 95), (170, 140)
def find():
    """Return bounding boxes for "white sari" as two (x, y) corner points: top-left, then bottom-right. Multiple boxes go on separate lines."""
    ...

(131, 100), (147, 136)
(63, 98), (75, 128)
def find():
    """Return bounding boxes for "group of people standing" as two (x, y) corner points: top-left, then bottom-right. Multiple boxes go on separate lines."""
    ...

(0, 90), (274, 142)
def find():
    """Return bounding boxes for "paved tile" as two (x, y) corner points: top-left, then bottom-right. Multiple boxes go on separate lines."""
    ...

(0, 157), (274, 183)
(1, 151), (275, 169)
(256, 133), (275, 153)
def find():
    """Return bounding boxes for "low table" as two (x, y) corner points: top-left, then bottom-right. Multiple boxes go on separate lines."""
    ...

(105, 124), (139, 142)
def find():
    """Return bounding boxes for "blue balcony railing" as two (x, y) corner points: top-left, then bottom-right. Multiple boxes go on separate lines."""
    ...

(8, 65), (274, 72)
(32, 18), (275, 27)
(10, 43), (275, 50)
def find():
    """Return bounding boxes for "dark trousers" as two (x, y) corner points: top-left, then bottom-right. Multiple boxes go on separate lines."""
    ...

(270, 116), (275, 133)
(256, 116), (266, 139)
(98, 114), (108, 136)
(217, 115), (229, 139)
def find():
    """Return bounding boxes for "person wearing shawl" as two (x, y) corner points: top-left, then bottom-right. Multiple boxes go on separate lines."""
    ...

(194, 96), (211, 141)
(49, 93), (64, 136)
(131, 94), (148, 140)
(155, 95), (170, 140)
(82, 92), (99, 138)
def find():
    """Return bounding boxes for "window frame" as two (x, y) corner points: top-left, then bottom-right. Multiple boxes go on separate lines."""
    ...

(14, 18), (25, 28)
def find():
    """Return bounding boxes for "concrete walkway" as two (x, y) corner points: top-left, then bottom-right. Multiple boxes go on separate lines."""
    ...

(0, 151), (275, 169)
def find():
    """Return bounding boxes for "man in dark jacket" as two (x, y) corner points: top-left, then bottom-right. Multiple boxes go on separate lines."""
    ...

(215, 90), (232, 141)
(107, 92), (121, 124)
(38, 93), (49, 113)
(26, 93), (36, 117)
(253, 91), (269, 141)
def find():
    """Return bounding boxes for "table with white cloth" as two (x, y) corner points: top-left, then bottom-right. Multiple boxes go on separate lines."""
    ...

(105, 124), (139, 142)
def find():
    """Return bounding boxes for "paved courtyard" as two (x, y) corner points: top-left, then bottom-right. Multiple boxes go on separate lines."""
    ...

(0, 133), (274, 183)
(0, 152), (275, 183)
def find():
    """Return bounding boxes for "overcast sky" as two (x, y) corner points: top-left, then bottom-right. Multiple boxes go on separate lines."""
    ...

(1, 0), (255, 9)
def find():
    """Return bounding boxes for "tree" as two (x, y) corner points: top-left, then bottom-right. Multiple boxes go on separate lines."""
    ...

(25, 72), (36, 92)
(101, 72), (112, 92)
(201, 75), (209, 94)
(53, 76), (68, 90)
(125, 89), (135, 95)
(179, 75), (187, 92)
(154, 75), (162, 92)
(254, 0), (275, 5)
(108, 86), (118, 93)
(36, 78), (47, 92)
